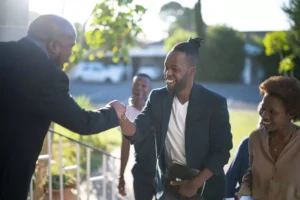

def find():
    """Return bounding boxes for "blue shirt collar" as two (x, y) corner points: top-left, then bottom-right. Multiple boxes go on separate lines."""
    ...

(25, 36), (49, 58)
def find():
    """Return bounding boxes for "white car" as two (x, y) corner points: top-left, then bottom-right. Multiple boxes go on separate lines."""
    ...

(71, 62), (126, 84)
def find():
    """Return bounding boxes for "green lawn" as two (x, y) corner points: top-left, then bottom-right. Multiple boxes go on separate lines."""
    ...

(228, 110), (259, 163)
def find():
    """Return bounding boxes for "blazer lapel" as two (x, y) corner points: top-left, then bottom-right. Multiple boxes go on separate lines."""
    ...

(160, 90), (174, 152)
(184, 83), (207, 155)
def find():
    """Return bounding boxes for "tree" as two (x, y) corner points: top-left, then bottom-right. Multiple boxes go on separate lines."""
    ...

(159, 2), (195, 35)
(263, 31), (295, 76)
(159, 1), (183, 19)
(198, 26), (246, 82)
(283, 0), (300, 57)
(249, 34), (281, 79)
(159, 0), (206, 38)
(194, 0), (205, 38)
(263, 31), (290, 59)
(66, 0), (146, 69)
(164, 28), (196, 51)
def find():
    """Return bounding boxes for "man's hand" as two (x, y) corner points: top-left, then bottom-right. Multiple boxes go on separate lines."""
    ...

(118, 176), (126, 196)
(107, 100), (126, 119)
(170, 180), (199, 198)
(234, 193), (240, 200)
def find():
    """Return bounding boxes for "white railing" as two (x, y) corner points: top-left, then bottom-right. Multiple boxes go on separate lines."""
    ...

(28, 129), (125, 200)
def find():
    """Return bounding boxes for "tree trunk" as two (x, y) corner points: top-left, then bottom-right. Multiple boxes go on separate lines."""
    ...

(194, 0), (205, 38)
(290, 68), (294, 77)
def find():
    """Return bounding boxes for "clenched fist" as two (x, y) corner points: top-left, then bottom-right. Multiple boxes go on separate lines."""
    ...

(107, 100), (126, 119)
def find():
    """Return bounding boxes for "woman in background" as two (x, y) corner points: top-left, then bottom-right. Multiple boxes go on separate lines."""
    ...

(237, 76), (300, 200)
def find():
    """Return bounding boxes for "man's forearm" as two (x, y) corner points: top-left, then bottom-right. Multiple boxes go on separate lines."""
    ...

(119, 139), (130, 177)
(193, 168), (213, 188)
(119, 116), (136, 136)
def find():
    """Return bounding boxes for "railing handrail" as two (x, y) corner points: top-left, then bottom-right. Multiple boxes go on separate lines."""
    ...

(48, 129), (120, 159)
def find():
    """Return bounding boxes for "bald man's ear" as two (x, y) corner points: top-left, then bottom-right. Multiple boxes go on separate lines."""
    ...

(47, 40), (60, 56)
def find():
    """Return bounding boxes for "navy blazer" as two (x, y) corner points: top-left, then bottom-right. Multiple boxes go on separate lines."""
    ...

(225, 137), (249, 197)
(126, 82), (233, 200)
(0, 38), (119, 200)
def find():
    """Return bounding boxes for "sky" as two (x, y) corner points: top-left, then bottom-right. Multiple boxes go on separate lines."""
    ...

(29, 0), (291, 42)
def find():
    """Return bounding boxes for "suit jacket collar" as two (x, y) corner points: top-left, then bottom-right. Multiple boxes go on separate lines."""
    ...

(160, 82), (205, 153)
(18, 37), (49, 59)
(24, 36), (49, 58)
(18, 38), (61, 70)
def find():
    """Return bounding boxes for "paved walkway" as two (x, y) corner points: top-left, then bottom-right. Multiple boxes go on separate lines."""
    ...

(110, 146), (136, 200)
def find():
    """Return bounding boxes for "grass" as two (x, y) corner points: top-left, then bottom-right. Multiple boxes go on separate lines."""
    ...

(228, 109), (259, 163)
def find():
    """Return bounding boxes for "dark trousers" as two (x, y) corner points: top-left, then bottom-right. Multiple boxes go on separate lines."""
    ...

(133, 174), (155, 200)
(0, 160), (34, 200)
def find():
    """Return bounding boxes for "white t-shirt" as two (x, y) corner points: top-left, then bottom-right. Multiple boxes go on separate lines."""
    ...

(117, 105), (140, 160)
(126, 105), (141, 122)
(165, 96), (189, 166)
(117, 105), (140, 131)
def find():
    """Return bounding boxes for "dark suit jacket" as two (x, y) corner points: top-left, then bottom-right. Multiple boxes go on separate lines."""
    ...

(225, 137), (249, 197)
(132, 130), (156, 178)
(126, 83), (233, 200)
(0, 38), (119, 199)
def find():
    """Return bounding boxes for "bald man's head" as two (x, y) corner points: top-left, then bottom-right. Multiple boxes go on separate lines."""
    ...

(28, 14), (76, 69)
(28, 14), (76, 42)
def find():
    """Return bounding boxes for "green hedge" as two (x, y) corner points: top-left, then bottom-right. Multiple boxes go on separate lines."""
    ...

(197, 25), (246, 82)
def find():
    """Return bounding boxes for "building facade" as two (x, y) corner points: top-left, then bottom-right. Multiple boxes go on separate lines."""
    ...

(0, 0), (29, 41)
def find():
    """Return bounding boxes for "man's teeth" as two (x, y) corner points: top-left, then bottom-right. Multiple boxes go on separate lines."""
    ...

(166, 80), (174, 83)
(263, 121), (271, 125)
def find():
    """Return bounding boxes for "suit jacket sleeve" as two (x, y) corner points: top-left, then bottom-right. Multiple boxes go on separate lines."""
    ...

(225, 137), (248, 197)
(204, 98), (233, 174)
(238, 135), (253, 196)
(123, 90), (155, 144)
(16, 64), (119, 135)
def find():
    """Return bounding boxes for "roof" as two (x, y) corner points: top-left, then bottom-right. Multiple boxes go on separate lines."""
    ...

(129, 44), (167, 57)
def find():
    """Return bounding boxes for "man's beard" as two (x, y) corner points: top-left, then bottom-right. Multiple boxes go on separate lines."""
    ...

(166, 73), (188, 93)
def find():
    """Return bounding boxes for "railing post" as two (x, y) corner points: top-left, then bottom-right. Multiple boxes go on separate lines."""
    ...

(48, 132), (53, 200)
(59, 135), (64, 200)
(76, 143), (81, 200)
(86, 148), (91, 200)
(30, 178), (33, 200)
(102, 154), (107, 199)
(46, 129), (122, 200)
(111, 157), (116, 200)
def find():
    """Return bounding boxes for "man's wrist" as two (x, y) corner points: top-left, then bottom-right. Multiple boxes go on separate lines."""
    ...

(119, 115), (127, 123)
(192, 168), (213, 188)
(190, 179), (201, 189)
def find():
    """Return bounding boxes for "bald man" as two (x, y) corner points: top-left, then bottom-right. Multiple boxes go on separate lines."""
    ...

(0, 14), (125, 199)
